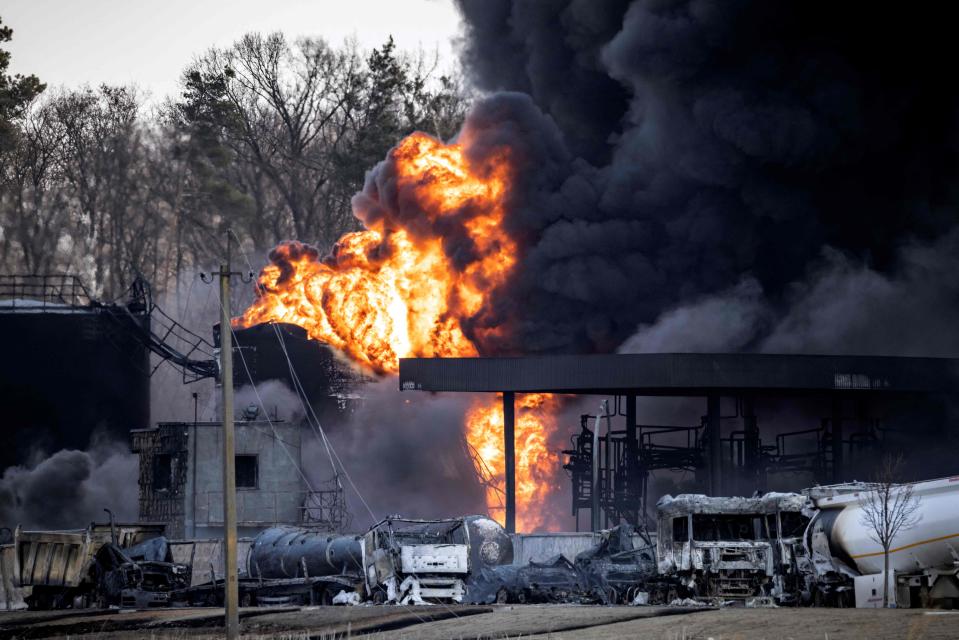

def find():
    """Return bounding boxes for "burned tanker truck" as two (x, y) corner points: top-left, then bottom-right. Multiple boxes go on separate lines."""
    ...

(244, 515), (513, 605)
(656, 475), (959, 608)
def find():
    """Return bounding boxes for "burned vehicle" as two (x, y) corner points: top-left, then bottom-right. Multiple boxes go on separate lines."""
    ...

(574, 524), (657, 603)
(14, 522), (189, 609)
(470, 555), (592, 604)
(363, 515), (512, 604)
(656, 493), (809, 603)
(469, 524), (657, 605)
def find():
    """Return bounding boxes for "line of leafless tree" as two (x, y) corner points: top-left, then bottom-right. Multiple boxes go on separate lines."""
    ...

(0, 18), (471, 308)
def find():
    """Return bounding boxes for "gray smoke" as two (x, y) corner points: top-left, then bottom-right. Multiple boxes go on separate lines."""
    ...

(306, 378), (486, 529)
(619, 231), (959, 358)
(618, 278), (769, 354)
(0, 435), (138, 530)
(234, 379), (305, 423)
(761, 232), (959, 356)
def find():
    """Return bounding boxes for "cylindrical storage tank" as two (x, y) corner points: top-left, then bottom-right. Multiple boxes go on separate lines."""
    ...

(0, 295), (150, 472)
(464, 515), (514, 568)
(248, 526), (363, 579)
(216, 322), (366, 426)
(817, 476), (959, 575)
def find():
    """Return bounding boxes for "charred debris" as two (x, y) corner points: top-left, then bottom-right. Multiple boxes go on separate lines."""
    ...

(7, 476), (959, 610)
(3, 515), (654, 610)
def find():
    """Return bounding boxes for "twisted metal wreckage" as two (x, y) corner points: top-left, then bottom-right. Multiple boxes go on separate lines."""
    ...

(6, 475), (958, 610)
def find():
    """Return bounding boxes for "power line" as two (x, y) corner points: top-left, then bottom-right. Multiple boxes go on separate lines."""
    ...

(214, 293), (316, 494)
(228, 230), (378, 527)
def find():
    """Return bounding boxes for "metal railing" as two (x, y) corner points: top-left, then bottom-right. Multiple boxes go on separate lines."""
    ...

(301, 481), (352, 532)
(0, 274), (94, 311)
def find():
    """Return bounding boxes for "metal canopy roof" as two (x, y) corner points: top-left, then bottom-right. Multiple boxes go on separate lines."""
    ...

(398, 353), (959, 395)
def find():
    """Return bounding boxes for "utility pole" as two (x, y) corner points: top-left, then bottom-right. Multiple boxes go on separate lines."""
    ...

(219, 256), (238, 638)
(202, 231), (253, 640)
(203, 235), (251, 639)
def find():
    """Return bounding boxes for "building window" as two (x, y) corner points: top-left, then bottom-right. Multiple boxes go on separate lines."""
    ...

(153, 454), (173, 492)
(236, 455), (258, 489)
(673, 516), (689, 542)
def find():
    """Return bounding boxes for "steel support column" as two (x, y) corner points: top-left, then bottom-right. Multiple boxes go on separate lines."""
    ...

(503, 391), (516, 534)
(707, 395), (722, 496)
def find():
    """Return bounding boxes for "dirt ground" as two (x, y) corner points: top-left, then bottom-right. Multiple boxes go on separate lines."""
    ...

(1, 604), (956, 639)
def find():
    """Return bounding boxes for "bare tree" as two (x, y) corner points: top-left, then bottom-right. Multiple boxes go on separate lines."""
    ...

(858, 454), (922, 607)
(175, 34), (471, 256)
(2, 29), (470, 303)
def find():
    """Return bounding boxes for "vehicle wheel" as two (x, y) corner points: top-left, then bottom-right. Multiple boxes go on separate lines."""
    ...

(495, 588), (509, 604)
(813, 588), (824, 608)
(319, 588), (334, 606)
(240, 591), (253, 607)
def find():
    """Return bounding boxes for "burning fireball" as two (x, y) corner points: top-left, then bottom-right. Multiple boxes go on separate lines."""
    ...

(237, 128), (562, 530)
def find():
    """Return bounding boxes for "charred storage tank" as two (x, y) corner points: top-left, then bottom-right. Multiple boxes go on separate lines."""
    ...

(215, 322), (367, 425)
(248, 516), (513, 580)
(0, 276), (150, 471)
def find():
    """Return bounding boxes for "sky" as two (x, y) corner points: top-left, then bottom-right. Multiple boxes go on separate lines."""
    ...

(3, 0), (464, 103)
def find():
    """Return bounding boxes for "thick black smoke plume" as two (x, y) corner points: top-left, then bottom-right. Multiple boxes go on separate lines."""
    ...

(454, 0), (959, 356)
(0, 436), (138, 530)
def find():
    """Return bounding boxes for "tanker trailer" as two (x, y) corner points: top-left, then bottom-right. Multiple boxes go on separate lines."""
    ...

(243, 527), (365, 605)
(804, 475), (959, 608)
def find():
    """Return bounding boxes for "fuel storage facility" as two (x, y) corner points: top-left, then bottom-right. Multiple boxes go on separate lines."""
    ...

(0, 275), (151, 469)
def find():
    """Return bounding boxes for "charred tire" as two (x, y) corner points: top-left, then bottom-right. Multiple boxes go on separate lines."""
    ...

(317, 588), (334, 606)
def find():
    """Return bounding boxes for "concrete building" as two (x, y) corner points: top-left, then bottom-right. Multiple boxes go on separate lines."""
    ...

(131, 419), (310, 539)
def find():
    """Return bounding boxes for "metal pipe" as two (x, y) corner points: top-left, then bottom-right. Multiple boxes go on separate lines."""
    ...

(191, 392), (198, 538)
(707, 395), (722, 496)
(603, 399), (612, 528)
(831, 396), (844, 483)
(591, 405), (602, 532)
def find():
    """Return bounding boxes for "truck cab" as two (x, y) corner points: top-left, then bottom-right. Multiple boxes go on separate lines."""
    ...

(657, 493), (809, 602)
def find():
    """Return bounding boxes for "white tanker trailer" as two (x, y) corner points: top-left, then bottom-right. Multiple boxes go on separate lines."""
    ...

(804, 475), (959, 608)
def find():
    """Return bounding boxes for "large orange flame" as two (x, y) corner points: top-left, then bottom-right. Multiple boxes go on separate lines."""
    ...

(465, 393), (565, 532)
(238, 130), (560, 530)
